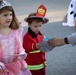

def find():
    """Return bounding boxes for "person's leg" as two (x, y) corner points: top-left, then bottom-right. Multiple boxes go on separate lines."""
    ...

(30, 67), (46, 75)
(74, 20), (76, 28)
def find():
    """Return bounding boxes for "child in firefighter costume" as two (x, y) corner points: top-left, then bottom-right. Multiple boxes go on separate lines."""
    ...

(23, 5), (49, 75)
(62, 0), (76, 27)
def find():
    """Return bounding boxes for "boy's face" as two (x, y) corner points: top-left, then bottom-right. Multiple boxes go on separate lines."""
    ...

(29, 21), (43, 34)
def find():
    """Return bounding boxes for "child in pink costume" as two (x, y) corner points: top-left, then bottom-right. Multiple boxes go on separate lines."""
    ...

(0, 0), (32, 75)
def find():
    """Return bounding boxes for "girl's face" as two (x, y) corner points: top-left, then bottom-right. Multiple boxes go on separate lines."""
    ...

(0, 10), (12, 28)
(29, 21), (43, 34)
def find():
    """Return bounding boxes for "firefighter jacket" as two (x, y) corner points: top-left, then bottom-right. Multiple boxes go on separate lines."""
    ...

(23, 27), (46, 70)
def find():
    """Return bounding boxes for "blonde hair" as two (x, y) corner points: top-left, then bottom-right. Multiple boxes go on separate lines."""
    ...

(0, 6), (19, 30)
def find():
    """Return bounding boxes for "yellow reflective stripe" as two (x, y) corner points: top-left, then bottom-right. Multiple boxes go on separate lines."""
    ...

(32, 43), (34, 50)
(30, 50), (40, 53)
(28, 63), (44, 70)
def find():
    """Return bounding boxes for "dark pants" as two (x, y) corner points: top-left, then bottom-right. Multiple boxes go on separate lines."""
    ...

(30, 67), (46, 75)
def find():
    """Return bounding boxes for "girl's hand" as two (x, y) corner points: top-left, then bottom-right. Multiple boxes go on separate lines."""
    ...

(0, 62), (5, 70)
(18, 51), (27, 60)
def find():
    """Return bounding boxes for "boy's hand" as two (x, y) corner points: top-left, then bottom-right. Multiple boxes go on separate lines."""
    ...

(36, 43), (41, 49)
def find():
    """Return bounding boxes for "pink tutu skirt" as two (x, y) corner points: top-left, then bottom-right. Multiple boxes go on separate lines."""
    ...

(0, 60), (32, 75)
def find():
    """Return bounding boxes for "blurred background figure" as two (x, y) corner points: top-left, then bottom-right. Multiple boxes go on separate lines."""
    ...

(62, 0), (76, 28)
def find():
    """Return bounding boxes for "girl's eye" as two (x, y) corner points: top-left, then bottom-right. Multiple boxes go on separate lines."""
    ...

(4, 14), (8, 16)
(3, 13), (12, 17)
(39, 25), (41, 27)
(34, 26), (38, 28)
(10, 14), (12, 16)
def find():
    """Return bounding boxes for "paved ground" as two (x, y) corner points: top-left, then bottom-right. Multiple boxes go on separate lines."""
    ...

(23, 21), (76, 75)
(6, 0), (76, 75)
